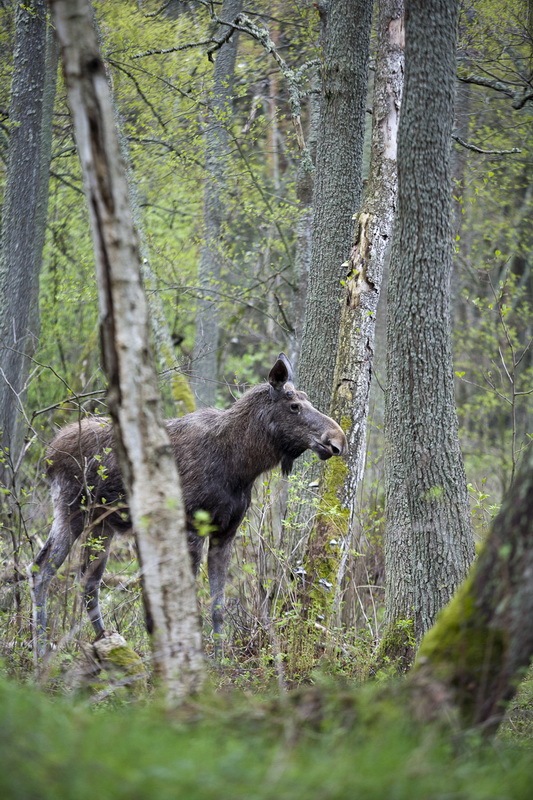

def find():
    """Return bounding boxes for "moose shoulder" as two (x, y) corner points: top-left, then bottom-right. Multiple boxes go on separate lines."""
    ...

(30, 354), (347, 654)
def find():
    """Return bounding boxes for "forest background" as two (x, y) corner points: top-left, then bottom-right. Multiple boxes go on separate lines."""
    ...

(0, 0), (532, 796)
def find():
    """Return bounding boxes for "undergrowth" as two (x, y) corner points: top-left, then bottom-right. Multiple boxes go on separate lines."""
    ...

(1, 670), (533, 800)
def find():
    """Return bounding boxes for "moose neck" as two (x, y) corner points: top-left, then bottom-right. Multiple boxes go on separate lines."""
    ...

(217, 384), (289, 486)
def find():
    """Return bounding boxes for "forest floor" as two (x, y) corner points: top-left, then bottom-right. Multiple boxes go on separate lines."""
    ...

(1, 653), (533, 800)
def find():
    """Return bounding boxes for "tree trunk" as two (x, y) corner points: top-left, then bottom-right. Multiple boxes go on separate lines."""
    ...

(300, 0), (404, 620)
(382, 0), (474, 663)
(331, 0), (404, 514)
(410, 442), (533, 734)
(51, 0), (204, 703)
(0, 0), (57, 484)
(289, 75), (320, 370)
(193, 0), (243, 407)
(297, 0), (373, 411)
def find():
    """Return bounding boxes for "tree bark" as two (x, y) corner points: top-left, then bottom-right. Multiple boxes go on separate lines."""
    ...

(300, 0), (404, 620)
(0, 0), (57, 484)
(331, 0), (404, 514)
(193, 0), (243, 407)
(297, 0), (373, 411)
(50, 0), (204, 703)
(289, 76), (320, 370)
(410, 442), (533, 733)
(382, 0), (474, 662)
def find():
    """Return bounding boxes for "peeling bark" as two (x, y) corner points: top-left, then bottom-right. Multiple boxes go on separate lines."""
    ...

(51, 0), (204, 703)
(298, 0), (373, 412)
(299, 0), (404, 620)
(332, 1), (404, 504)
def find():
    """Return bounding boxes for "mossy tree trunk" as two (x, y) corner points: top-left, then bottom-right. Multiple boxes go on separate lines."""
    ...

(332, 0), (404, 508)
(411, 442), (533, 733)
(299, 0), (404, 623)
(292, 0), (372, 623)
(382, 0), (474, 664)
(51, 0), (204, 703)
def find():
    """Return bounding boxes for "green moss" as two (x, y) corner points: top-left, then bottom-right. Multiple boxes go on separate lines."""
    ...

(170, 375), (196, 415)
(317, 415), (351, 528)
(303, 416), (351, 613)
(160, 343), (196, 415)
(100, 644), (148, 698)
(415, 574), (508, 721)
(416, 574), (505, 673)
(372, 619), (416, 676)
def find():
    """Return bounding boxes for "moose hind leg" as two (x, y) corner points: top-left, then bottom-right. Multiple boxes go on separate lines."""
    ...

(80, 524), (114, 637)
(207, 534), (235, 657)
(30, 501), (82, 655)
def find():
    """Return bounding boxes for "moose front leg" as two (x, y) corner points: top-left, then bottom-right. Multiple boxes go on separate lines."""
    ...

(207, 533), (235, 658)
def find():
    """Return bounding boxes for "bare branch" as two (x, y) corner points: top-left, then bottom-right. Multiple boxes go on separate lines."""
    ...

(452, 134), (521, 155)
(458, 70), (533, 109)
(133, 39), (215, 59)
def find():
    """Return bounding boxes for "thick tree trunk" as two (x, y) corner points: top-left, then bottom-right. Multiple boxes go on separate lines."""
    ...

(297, 0), (373, 411)
(411, 443), (533, 733)
(382, 0), (474, 662)
(51, 0), (204, 703)
(193, 0), (242, 407)
(0, 0), (57, 484)
(299, 0), (404, 621)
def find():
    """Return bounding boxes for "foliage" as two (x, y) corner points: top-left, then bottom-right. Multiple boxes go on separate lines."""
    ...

(0, 0), (533, 770)
(454, 269), (533, 503)
(1, 672), (533, 799)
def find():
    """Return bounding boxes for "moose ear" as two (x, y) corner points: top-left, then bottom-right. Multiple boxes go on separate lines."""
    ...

(268, 353), (294, 393)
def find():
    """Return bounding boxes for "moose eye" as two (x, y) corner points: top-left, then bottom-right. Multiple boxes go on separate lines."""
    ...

(290, 402), (300, 413)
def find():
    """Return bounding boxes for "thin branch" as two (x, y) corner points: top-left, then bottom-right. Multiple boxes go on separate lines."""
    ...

(126, 135), (203, 168)
(108, 58), (209, 110)
(144, 0), (174, 17)
(452, 134), (521, 155)
(133, 38), (215, 59)
(458, 71), (533, 109)
(50, 169), (85, 194)
(515, 335), (533, 368)
(108, 60), (168, 129)
(273, 292), (295, 334)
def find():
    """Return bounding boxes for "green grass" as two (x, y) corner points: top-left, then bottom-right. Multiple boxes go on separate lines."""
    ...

(1, 674), (533, 800)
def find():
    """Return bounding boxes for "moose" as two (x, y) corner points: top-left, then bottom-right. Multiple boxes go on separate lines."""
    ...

(30, 354), (347, 654)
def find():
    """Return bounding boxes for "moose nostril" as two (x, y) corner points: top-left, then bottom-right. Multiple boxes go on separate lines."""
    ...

(330, 443), (341, 456)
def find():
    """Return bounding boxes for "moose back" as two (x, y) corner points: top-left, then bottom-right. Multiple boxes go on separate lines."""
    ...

(30, 354), (347, 654)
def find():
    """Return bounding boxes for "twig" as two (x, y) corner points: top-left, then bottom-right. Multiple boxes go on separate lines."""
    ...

(457, 71), (533, 110)
(452, 134), (521, 155)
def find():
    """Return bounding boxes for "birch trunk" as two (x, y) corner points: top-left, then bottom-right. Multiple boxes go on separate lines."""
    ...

(50, 0), (204, 703)
(383, 0), (474, 662)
